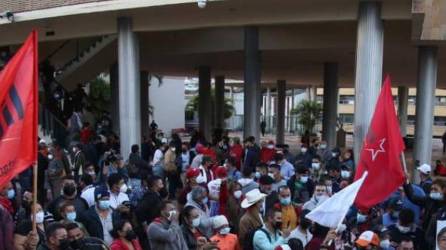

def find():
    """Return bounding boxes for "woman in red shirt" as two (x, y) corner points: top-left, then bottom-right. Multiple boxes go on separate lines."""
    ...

(110, 220), (143, 250)
(230, 137), (244, 170)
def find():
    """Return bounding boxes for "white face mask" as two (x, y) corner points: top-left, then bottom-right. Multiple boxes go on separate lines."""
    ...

(341, 170), (351, 179)
(320, 144), (327, 149)
(326, 186), (332, 194)
(192, 217), (200, 227)
(168, 210), (177, 221)
(33, 211), (45, 224)
(47, 154), (54, 160)
(397, 223), (411, 233)
(380, 239), (391, 249)
(268, 173), (275, 179)
(332, 152), (337, 157)
(120, 184), (128, 193)
(300, 176), (309, 183)
(171, 147), (176, 152)
(301, 148), (307, 153)
(267, 145), (274, 149)
(311, 163), (320, 170)
(233, 190), (242, 199)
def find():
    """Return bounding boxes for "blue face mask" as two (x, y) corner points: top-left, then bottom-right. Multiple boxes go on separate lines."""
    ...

(98, 200), (110, 210)
(255, 172), (262, 179)
(7, 189), (15, 200)
(357, 213), (367, 223)
(66, 212), (77, 222)
(280, 196), (291, 206)
(202, 197), (208, 205)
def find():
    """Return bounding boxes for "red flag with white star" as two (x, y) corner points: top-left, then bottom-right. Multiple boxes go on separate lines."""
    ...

(354, 75), (405, 210)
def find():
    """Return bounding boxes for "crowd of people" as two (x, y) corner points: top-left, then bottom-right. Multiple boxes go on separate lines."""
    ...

(2, 117), (446, 250)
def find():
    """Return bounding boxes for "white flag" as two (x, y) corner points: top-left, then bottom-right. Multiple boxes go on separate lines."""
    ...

(305, 171), (368, 228)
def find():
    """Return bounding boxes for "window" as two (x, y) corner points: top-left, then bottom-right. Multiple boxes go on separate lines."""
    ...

(339, 114), (354, 124)
(339, 95), (354, 105)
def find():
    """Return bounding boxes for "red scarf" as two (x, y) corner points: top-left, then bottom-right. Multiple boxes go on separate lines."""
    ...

(0, 196), (14, 215)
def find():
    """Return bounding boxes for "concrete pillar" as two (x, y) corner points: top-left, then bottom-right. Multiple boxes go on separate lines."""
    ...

(110, 63), (119, 135)
(140, 71), (149, 138)
(198, 66), (212, 141)
(118, 17), (141, 159)
(397, 86), (409, 137)
(215, 75), (225, 129)
(277, 80), (286, 145)
(353, 1), (384, 159)
(414, 46), (438, 168)
(266, 88), (272, 132)
(322, 62), (339, 149)
(244, 26), (262, 141)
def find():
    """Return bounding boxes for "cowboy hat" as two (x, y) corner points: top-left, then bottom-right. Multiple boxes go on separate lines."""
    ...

(241, 188), (267, 209)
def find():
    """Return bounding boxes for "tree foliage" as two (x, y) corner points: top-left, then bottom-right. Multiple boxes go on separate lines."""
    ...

(185, 90), (235, 121)
(291, 99), (322, 134)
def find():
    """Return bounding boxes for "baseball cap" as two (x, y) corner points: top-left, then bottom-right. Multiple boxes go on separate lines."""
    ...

(186, 168), (200, 179)
(215, 166), (228, 178)
(94, 186), (110, 201)
(356, 230), (380, 247)
(417, 164), (431, 174)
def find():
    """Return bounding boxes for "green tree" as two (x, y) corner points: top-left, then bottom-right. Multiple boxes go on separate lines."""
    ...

(291, 99), (322, 134)
(185, 91), (235, 123)
(86, 76), (111, 120)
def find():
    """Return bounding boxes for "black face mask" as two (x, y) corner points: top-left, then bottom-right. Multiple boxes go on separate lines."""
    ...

(274, 221), (282, 230)
(300, 219), (311, 230)
(125, 230), (137, 241)
(63, 184), (77, 196)
(70, 238), (85, 249)
(59, 239), (72, 249)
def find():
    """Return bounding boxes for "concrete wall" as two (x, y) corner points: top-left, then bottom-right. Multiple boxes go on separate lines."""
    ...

(149, 76), (186, 136)
(0, 0), (110, 13)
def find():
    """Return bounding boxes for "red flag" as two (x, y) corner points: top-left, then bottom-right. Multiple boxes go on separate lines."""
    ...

(354, 75), (405, 210)
(0, 31), (38, 188)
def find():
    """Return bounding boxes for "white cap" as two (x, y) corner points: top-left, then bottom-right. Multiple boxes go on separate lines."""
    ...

(39, 139), (46, 144)
(212, 215), (229, 229)
(417, 164), (431, 174)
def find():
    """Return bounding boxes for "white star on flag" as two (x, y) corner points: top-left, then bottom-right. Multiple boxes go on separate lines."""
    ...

(365, 138), (386, 161)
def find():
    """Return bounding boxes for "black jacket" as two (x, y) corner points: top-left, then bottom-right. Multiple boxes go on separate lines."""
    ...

(287, 175), (315, 204)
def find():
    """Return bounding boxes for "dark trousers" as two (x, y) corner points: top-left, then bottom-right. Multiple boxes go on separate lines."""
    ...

(166, 171), (183, 199)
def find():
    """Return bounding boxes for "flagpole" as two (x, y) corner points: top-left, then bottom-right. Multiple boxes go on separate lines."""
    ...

(400, 152), (408, 175)
(32, 163), (38, 232)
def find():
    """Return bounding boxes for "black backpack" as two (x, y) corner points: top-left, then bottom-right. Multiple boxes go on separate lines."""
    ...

(243, 227), (271, 250)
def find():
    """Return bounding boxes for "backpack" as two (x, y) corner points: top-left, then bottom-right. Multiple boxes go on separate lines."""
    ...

(243, 227), (271, 250)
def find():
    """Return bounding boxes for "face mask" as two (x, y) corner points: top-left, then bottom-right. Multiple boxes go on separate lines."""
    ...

(315, 194), (327, 203)
(255, 172), (262, 179)
(59, 239), (71, 249)
(280, 196), (291, 206)
(196, 175), (206, 184)
(268, 173), (275, 179)
(301, 148), (307, 153)
(202, 197), (208, 205)
(320, 144), (327, 149)
(72, 148), (77, 153)
(341, 170), (351, 179)
(167, 210), (177, 221)
(391, 211), (400, 219)
(300, 176), (309, 183)
(332, 152), (337, 157)
(311, 163), (320, 170)
(192, 217), (201, 227)
(63, 184), (77, 196)
(267, 145), (274, 149)
(397, 223), (411, 233)
(34, 211), (45, 224)
(274, 221), (282, 230)
(7, 189), (15, 199)
(70, 238), (85, 249)
(233, 190), (242, 199)
(171, 147), (176, 152)
(98, 200), (110, 210)
(66, 211), (77, 222)
(48, 154), (54, 160)
(86, 171), (95, 176)
(380, 239), (391, 249)
(125, 230), (137, 241)
(430, 192), (444, 201)
(120, 184), (128, 193)
(357, 213), (367, 223)
(326, 186), (332, 194)
(220, 227), (231, 235)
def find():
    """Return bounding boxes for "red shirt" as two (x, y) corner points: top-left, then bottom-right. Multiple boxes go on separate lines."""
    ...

(80, 128), (93, 144)
(110, 239), (143, 250)
(260, 148), (276, 163)
(436, 164), (446, 176)
(230, 144), (244, 170)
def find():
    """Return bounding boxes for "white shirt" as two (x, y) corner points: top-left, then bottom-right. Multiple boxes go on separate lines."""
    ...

(197, 165), (213, 184)
(152, 149), (164, 165)
(191, 154), (203, 168)
(288, 227), (313, 246)
(81, 185), (96, 207)
(207, 179), (222, 198)
(109, 191), (129, 209)
(181, 152), (190, 171)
